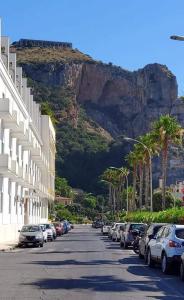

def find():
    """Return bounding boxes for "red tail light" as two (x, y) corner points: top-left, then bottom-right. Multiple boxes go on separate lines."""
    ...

(168, 240), (181, 248)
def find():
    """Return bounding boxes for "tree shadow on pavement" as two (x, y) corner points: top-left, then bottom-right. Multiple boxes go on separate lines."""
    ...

(22, 275), (160, 293)
(28, 259), (119, 266)
(23, 275), (184, 298)
(33, 250), (104, 255)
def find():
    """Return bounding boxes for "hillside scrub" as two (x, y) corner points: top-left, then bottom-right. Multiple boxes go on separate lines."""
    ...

(124, 207), (184, 224)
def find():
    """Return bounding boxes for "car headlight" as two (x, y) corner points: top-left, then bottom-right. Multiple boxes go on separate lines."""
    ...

(19, 234), (26, 241)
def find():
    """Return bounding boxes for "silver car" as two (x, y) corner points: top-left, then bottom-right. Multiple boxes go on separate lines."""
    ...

(18, 224), (44, 247)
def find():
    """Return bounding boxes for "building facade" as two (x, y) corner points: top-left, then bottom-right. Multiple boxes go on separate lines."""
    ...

(0, 27), (55, 243)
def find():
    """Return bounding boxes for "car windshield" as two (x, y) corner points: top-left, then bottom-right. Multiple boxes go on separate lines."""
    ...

(175, 229), (184, 239)
(21, 225), (40, 232)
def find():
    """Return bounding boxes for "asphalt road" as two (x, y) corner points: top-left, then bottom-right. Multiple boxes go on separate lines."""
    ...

(0, 225), (184, 300)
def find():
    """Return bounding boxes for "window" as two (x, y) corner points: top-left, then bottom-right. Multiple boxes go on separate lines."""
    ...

(162, 227), (170, 238)
(156, 227), (165, 239)
(175, 229), (184, 239)
(0, 192), (3, 213)
(8, 181), (11, 214)
(1, 47), (5, 54)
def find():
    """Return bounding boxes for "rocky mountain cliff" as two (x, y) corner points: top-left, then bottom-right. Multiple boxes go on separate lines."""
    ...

(12, 40), (184, 191)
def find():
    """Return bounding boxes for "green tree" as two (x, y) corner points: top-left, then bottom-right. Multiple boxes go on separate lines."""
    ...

(55, 176), (73, 197)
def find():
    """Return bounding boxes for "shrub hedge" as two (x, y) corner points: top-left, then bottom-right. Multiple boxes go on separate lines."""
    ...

(123, 207), (184, 224)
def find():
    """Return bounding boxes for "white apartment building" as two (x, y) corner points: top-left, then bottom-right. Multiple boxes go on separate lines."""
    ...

(0, 28), (56, 243)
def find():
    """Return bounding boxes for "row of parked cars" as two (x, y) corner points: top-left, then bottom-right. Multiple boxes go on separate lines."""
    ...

(18, 220), (73, 248)
(101, 221), (184, 281)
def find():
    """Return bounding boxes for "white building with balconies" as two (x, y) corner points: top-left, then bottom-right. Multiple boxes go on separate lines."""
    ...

(0, 23), (56, 244)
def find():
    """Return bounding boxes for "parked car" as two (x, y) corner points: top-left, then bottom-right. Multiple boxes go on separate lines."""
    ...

(53, 222), (64, 236)
(147, 224), (184, 274)
(108, 223), (116, 239)
(112, 223), (125, 242)
(18, 225), (44, 247)
(61, 220), (68, 234)
(70, 222), (74, 229)
(139, 223), (166, 260)
(101, 223), (111, 235)
(41, 223), (54, 241)
(39, 224), (48, 243)
(92, 220), (103, 228)
(120, 222), (146, 249)
(50, 223), (57, 239)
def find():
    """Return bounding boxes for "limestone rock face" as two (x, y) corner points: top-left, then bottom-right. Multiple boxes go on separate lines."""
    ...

(21, 59), (178, 138)
(77, 63), (177, 138)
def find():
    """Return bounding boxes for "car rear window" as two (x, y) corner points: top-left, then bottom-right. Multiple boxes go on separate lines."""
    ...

(130, 224), (145, 231)
(175, 229), (184, 239)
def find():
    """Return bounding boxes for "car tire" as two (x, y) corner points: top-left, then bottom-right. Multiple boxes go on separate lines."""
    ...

(123, 239), (128, 249)
(144, 250), (148, 264)
(120, 241), (124, 248)
(40, 243), (44, 248)
(180, 262), (184, 281)
(161, 253), (171, 274)
(138, 247), (144, 259)
(147, 249), (155, 267)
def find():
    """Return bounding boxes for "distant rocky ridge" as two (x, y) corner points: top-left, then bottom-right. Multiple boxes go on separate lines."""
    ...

(12, 39), (184, 189)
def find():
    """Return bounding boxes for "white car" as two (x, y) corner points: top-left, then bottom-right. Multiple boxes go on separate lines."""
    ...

(147, 224), (184, 274)
(112, 223), (125, 242)
(40, 224), (48, 243)
(40, 224), (54, 241)
(109, 222), (124, 240)
(101, 224), (111, 235)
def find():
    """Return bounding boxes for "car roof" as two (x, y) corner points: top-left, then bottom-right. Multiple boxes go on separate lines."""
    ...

(173, 225), (184, 228)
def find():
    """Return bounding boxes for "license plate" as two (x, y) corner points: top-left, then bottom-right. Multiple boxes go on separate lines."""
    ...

(28, 243), (33, 246)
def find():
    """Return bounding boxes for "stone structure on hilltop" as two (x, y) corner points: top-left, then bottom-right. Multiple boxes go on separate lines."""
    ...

(12, 39), (72, 49)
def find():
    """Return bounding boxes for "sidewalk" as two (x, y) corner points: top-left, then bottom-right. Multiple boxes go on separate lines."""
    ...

(0, 241), (18, 251)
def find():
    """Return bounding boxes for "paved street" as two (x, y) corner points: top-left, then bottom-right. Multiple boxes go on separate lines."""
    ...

(0, 225), (184, 300)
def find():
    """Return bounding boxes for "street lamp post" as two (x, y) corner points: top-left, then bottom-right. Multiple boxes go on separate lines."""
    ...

(170, 35), (184, 41)
(124, 137), (153, 212)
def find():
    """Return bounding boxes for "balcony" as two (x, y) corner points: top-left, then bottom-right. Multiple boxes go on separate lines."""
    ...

(3, 108), (20, 131)
(12, 121), (26, 138)
(11, 160), (19, 176)
(20, 130), (33, 149)
(0, 98), (13, 117)
(0, 154), (12, 175)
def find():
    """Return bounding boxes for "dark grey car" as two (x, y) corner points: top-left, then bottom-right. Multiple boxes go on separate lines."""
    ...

(18, 225), (44, 247)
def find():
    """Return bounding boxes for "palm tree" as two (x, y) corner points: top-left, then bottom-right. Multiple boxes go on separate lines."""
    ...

(127, 151), (138, 211)
(152, 115), (182, 209)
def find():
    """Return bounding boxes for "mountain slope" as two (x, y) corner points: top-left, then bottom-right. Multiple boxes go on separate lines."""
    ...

(12, 40), (182, 192)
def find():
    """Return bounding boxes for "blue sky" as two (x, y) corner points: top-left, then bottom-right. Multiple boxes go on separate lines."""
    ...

(1, 0), (184, 94)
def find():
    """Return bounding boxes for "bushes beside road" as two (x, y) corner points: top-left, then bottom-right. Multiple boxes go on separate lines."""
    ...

(123, 207), (184, 224)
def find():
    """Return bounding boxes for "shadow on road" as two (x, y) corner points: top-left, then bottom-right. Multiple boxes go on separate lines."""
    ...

(22, 274), (184, 299)
(33, 250), (104, 254)
(28, 259), (119, 266)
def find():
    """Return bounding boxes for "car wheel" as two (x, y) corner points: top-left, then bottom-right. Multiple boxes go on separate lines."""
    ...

(123, 239), (128, 249)
(40, 243), (44, 248)
(144, 250), (148, 263)
(180, 262), (184, 281)
(138, 246), (144, 259)
(161, 253), (171, 274)
(120, 241), (124, 248)
(147, 249), (155, 267)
